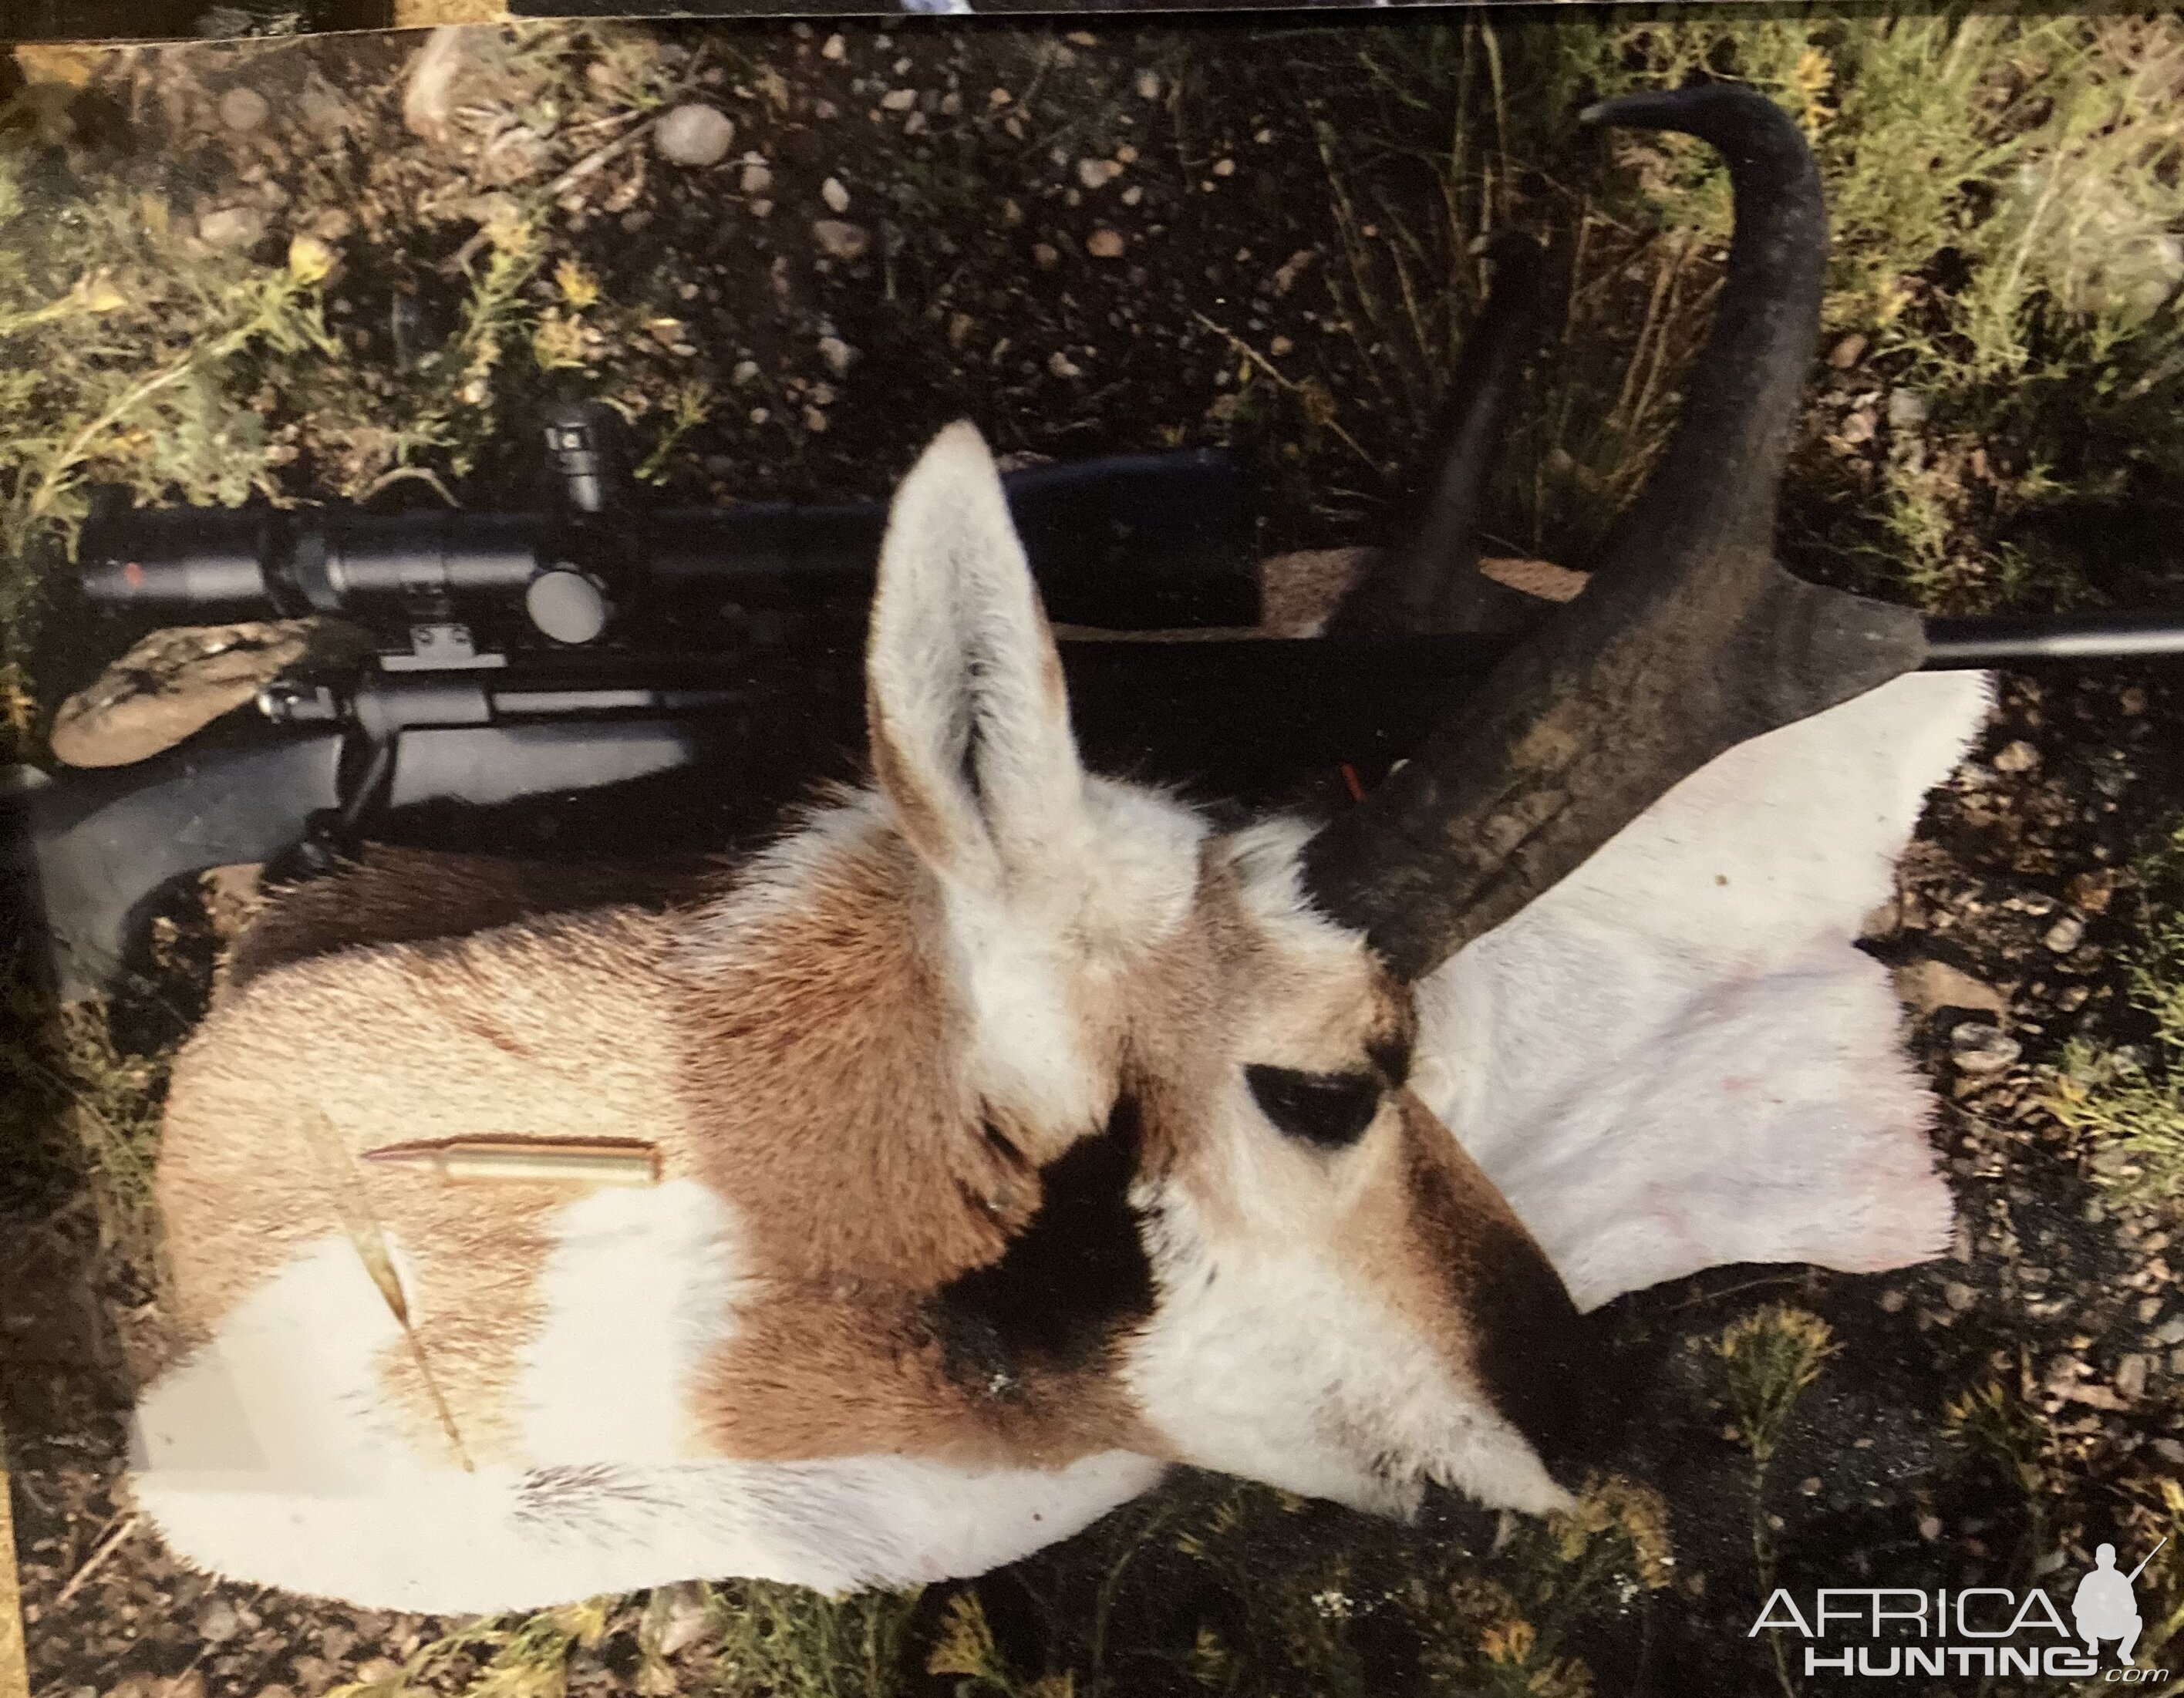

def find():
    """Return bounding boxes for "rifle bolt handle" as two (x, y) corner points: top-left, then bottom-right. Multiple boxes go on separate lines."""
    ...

(526, 568), (609, 645)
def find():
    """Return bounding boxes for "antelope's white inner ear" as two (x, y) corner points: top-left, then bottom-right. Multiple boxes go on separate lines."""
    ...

(867, 422), (1087, 889)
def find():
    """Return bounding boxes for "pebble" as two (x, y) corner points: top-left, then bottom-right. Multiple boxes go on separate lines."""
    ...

(821, 176), (851, 213)
(811, 219), (869, 260)
(254, 1688), (296, 1698)
(803, 406), (828, 433)
(1212, 157), (1236, 177)
(1032, 242), (1060, 269)
(731, 359), (760, 386)
(2116, 1353), (2149, 1398)
(881, 88), (917, 112)
(217, 86), (270, 131)
(1086, 228), (1125, 260)
(817, 335), (855, 377)
(1047, 350), (1083, 379)
(1077, 158), (1121, 190)
(1943, 1281), (1978, 1312)
(2044, 915), (2086, 954)
(1828, 332), (1867, 369)
(989, 87), (1013, 106)
(2156, 1315), (2184, 1345)
(1894, 958), (2006, 1021)
(1992, 739), (2040, 773)
(654, 104), (736, 167)
(749, 200), (774, 220)
(739, 161), (773, 196)
(1121, 184), (1144, 207)
(1949, 1023), (2021, 1076)
(1888, 389), (1930, 428)
(1135, 70), (1161, 99)
(197, 206), (267, 249)
(1879, 1289), (1907, 1313)
(197, 1595), (242, 1642)
(821, 32), (845, 59)
(2155, 1437), (2184, 1467)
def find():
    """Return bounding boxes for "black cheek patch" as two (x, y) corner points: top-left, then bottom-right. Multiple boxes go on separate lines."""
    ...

(1245, 1064), (1384, 1149)
(925, 1095), (1156, 1392)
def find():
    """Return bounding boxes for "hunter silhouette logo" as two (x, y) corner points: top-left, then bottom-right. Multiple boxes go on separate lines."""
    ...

(2077, 1540), (2165, 1668)
(1751, 1538), (2173, 1680)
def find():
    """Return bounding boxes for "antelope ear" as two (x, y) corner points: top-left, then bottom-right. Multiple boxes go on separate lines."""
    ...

(868, 423), (1087, 889)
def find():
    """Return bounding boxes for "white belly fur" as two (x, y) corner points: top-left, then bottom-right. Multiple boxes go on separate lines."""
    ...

(129, 1179), (1164, 1612)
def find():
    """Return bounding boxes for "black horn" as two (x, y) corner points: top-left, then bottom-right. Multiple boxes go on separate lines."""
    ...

(1300, 83), (1928, 982)
(1333, 231), (1548, 635)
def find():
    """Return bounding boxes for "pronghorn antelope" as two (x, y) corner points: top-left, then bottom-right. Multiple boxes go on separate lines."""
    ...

(127, 85), (1986, 1614)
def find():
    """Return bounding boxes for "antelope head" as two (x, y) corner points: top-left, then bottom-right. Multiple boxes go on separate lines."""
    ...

(130, 85), (1936, 1615)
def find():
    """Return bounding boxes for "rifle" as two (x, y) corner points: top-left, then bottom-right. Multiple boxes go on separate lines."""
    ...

(6, 404), (2184, 999)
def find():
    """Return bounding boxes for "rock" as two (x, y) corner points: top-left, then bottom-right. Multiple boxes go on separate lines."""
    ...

(1086, 227), (1125, 260)
(730, 358), (760, 386)
(2154, 1437), (2184, 1467)
(50, 620), (369, 768)
(217, 86), (270, 131)
(1943, 1281), (1978, 1312)
(1950, 1023), (2021, 1076)
(821, 176), (851, 213)
(1212, 157), (1236, 177)
(817, 335), (854, 377)
(197, 206), (268, 250)
(1077, 158), (1121, 190)
(2116, 1353), (2149, 1398)
(1259, 547), (1377, 638)
(881, 88), (917, 112)
(197, 1595), (242, 1643)
(1887, 389), (1930, 429)
(821, 32), (845, 59)
(352, 1663), (404, 1688)
(656, 104), (736, 167)
(1837, 408), (1876, 446)
(2155, 1315), (2184, 1346)
(1919, 1515), (1943, 1541)
(1828, 332), (1867, 369)
(739, 161), (772, 196)
(2044, 915), (2086, 954)
(1879, 1289), (1907, 1313)
(1479, 557), (1590, 603)
(811, 219), (869, 261)
(1136, 70), (1162, 99)
(1046, 350), (1083, 379)
(288, 1657), (332, 1695)
(1894, 958), (2007, 1022)
(1031, 242), (1060, 269)
(1992, 739), (2040, 773)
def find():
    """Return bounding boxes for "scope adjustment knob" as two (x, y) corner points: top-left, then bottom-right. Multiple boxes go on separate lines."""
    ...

(525, 567), (609, 645)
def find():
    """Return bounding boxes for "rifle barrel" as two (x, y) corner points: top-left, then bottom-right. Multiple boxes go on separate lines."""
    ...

(1923, 611), (2184, 666)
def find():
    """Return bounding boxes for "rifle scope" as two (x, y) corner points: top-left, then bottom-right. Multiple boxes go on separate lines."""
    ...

(76, 446), (1262, 645)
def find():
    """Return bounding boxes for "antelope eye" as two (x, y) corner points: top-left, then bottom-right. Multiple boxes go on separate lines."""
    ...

(1245, 1065), (1384, 1150)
